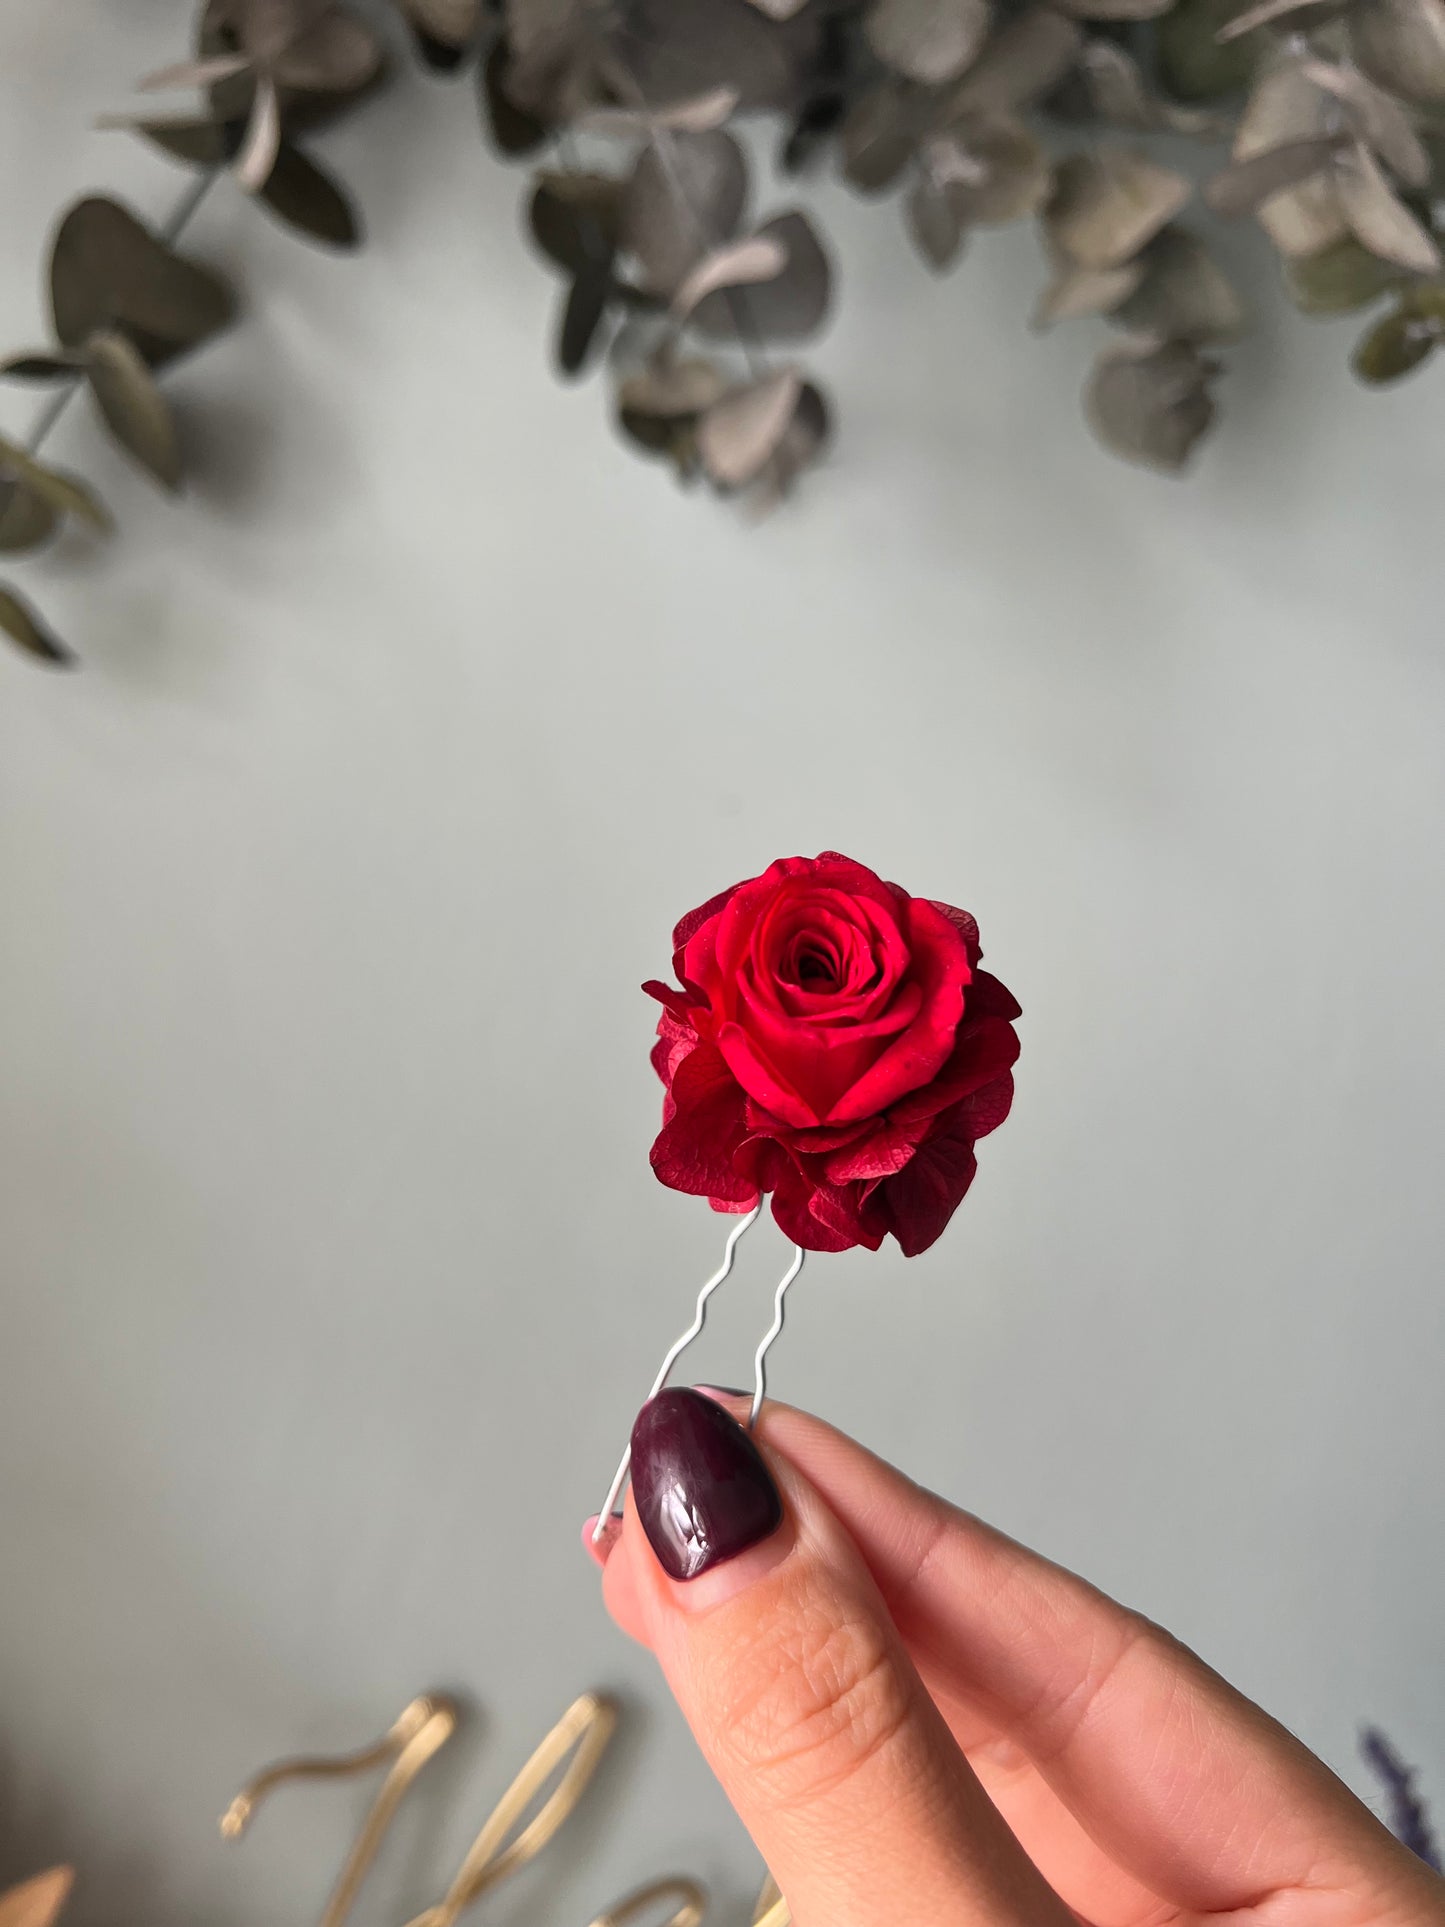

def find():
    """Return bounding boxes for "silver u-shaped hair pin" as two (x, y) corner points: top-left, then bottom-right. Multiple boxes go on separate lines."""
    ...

(590, 1208), (807, 1545)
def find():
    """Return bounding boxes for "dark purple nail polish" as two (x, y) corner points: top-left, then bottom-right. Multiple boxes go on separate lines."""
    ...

(630, 1388), (783, 1582)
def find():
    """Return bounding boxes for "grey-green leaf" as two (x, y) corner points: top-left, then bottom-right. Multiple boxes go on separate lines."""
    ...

(907, 176), (967, 270)
(691, 210), (832, 342)
(0, 353), (82, 381)
(0, 480), (60, 555)
(622, 131), (749, 295)
(1086, 338), (1220, 470)
(557, 263), (613, 376)
(1155, 0), (1260, 100)
(84, 330), (183, 490)
(1335, 140), (1441, 269)
(1352, 304), (1438, 379)
(1284, 233), (1402, 310)
(259, 142), (362, 246)
(482, 43), (550, 154)
(1349, 0), (1445, 103)
(1113, 227), (1247, 341)
(946, 6), (1083, 113)
(50, 196), (236, 361)
(1034, 256), (1146, 326)
(698, 368), (803, 485)
(1046, 149), (1192, 267)
(0, 584), (74, 666)
(865, 0), (992, 86)
(1204, 137), (1339, 216)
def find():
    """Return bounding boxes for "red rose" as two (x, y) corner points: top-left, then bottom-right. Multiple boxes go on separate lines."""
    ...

(644, 852), (1021, 1256)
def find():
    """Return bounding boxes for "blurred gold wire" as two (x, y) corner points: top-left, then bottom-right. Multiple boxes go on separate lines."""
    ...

(220, 1692), (458, 1927)
(402, 1690), (618, 1927)
(585, 1875), (707, 1927)
(751, 1872), (789, 1927)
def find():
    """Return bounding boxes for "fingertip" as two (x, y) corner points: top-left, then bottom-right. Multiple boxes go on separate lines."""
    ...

(581, 1514), (620, 1568)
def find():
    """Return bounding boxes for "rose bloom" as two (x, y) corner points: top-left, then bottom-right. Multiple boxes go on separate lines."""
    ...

(644, 852), (1021, 1255)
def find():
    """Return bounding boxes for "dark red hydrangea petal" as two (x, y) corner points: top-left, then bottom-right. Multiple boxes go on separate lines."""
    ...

(877, 1104), (981, 1257)
(966, 969), (1022, 1022)
(648, 1043), (754, 1204)
(650, 1008), (699, 1087)
(887, 1015), (1021, 1130)
(951, 1069), (1015, 1141)
(927, 899), (982, 967)
(767, 1156), (884, 1253)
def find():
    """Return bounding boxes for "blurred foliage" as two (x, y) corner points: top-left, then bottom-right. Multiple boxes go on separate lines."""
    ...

(5, 0), (1445, 660)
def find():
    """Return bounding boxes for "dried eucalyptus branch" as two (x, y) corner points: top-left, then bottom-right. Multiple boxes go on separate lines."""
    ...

(7, 0), (1445, 664)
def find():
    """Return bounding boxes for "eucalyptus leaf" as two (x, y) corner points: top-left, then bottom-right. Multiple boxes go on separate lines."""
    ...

(50, 197), (236, 362)
(1233, 64), (1348, 256)
(840, 87), (918, 193)
(273, 9), (386, 92)
(557, 262), (613, 375)
(907, 175), (967, 269)
(1204, 137), (1340, 216)
(582, 87), (741, 135)
(0, 441), (112, 531)
(946, 6), (1083, 113)
(114, 115), (233, 166)
(622, 130), (749, 295)
(1351, 304), (1438, 378)
(616, 0), (821, 112)
(1046, 149), (1192, 268)
(530, 173), (625, 276)
(1284, 233), (1402, 310)
(865, 0), (993, 86)
(1349, 0), (1445, 102)
(1086, 338), (1219, 470)
(1219, 0), (1336, 34)
(1034, 256), (1146, 325)
(138, 53), (252, 92)
(259, 142), (362, 245)
(236, 76), (284, 190)
(1053, 0), (1172, 20)
(0, 481), (59, 555)
(698, 367), (803, 485)
(0, 353), (82, 381)
(692, 209), (831, 341)
(768, 378), (830, 493)
(1078, 41), (1224, 133)
(1335, 140), (1441, 269)
(927, 118), (1051, 224)
(482, 43), (550, 153)
(672, 233), (789, 319)
(0, 585), (74, 666)
(84, 330), (183, 490)
(1113, 227), (1247, 341)
(741, 0), (811, 19)
(399, 0), (481, 46)
(619, 355), (728, 415)
(1155, 0), (1259, 100)
(1300, 59), (1429, 184)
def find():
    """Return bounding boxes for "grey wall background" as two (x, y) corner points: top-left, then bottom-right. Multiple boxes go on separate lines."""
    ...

(2, 4), (1443, 1923)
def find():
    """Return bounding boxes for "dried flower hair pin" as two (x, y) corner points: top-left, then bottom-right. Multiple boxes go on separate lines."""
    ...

(591, 851), (1021, 1543)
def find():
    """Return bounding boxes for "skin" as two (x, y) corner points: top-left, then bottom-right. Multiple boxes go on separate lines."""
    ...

(590, 1395), (1445, 1927)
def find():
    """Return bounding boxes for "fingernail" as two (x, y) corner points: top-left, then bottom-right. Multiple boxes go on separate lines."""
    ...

(630, 1388), (783, 1583)
(581, 1514), (620, 1568)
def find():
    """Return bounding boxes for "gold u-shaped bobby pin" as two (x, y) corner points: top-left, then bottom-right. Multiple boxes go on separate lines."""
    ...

(403, 1690), (618, 1927)
(585, 1876), (708, 1927)
(751, 1873), (789, 1927)
(221, 1693), (458, 1927)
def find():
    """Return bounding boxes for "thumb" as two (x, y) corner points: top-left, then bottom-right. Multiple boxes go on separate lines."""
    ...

(601, 1390), (1072, 1927)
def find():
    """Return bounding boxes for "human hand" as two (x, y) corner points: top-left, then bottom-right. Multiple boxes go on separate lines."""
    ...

(586, 1389), (1443, 1927)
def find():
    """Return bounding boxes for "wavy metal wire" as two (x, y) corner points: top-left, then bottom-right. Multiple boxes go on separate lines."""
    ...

(590, 1207), (807, 1543)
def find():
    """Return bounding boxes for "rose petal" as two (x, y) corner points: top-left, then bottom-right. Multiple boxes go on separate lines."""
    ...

(823, 896), (971, 1122)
